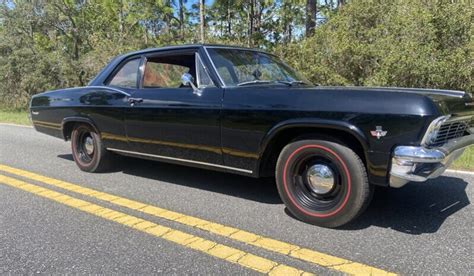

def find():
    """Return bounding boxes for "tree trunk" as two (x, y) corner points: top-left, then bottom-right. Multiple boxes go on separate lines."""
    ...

(288, 25), (292, 43)
(199, 0), (205, 43)
(118, 0), (124, 38)
(337, 0), (344, 8)
(165, 0), (172, 35)
(254, 2), (262, 33)
(226, 1), (231, 36)
(179, 0), (184, 39)
(306, 0), (317, 37)
(248, 0), (255, 46)
(144, 25), (148, 45)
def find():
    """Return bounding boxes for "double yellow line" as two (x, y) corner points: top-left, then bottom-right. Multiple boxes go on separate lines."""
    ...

(0, 164), (396, 275)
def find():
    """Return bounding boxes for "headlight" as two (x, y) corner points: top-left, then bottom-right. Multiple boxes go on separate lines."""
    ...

(421, 115), (451, 146)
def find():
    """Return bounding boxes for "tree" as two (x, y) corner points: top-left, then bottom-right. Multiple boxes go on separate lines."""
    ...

(306, 0), (317, 37)
(211, 0), (237, 38)
(1, 0), (472, 110)
(199, 0), (205, 43)
(281, 0), (472, 93)
(178, 0), (186, 39)
(337, 0), (344, 8)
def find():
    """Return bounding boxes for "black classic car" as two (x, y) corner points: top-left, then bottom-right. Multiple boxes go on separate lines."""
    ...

(29, 44), (474, 228)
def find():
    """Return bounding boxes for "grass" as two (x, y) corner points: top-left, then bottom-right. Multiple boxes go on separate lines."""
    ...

(451, 146), (474, 171)
(1, 110), (473, 171)
(0, 110), (30, 125)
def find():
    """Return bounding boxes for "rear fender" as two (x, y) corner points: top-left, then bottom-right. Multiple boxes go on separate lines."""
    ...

(61, 116), (100, 141)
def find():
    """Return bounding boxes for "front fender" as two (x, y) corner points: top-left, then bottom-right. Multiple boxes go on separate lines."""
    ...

(258, 118), (370, 157)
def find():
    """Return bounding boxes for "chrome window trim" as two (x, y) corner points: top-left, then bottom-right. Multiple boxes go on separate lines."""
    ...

(203, 46), (226, 88)
(204, 45), (268, 53)
(137, 56), (146, 89)
(203, 46), (311, 88)
(106, 148), (253, 174)
(195, 53), (216, 88)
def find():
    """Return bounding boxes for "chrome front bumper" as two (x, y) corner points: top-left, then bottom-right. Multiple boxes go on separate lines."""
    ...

(390, 134), (474, 188)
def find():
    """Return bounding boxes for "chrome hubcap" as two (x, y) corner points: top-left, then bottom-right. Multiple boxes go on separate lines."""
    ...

(306, 164), (335, 195)
(84, 136), (94, 155)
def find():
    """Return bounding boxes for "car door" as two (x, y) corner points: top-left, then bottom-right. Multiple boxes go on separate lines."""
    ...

(124, 49), (224, 165)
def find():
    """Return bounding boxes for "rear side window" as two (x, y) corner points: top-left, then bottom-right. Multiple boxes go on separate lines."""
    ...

(108, 59), (140, 88)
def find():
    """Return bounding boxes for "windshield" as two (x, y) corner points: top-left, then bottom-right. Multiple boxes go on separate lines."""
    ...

(206, 48), (312, 87)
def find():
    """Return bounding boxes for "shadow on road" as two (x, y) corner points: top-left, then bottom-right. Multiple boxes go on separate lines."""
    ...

(58, 153), (470, 234)
(61, 154), (282, 204)
(342, 176), (470, 234)
(120, 157), (282, 204)
(57, 154), (74, 161)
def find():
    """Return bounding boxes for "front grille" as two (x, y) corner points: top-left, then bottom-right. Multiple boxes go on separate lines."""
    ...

(430, 118), (471, 146)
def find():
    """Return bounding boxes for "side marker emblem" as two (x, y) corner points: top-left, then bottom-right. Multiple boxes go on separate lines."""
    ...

(370, 126), (387, 139)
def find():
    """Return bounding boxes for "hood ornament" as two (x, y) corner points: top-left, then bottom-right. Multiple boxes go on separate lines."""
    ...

(371, 126), (388, 139)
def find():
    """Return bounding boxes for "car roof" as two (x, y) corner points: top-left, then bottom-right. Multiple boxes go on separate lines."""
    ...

(122, 44), (267, 57)
(88, 44), (270, 86)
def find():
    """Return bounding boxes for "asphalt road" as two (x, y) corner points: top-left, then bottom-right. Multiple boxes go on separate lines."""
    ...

(0, 124), (472, 275)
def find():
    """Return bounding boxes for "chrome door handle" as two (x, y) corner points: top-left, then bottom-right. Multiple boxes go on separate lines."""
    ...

(128, 97), (143, 106)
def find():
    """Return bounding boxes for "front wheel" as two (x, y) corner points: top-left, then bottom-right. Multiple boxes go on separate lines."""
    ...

(71, 124), (114, 172)
(276, 139), (372, 228)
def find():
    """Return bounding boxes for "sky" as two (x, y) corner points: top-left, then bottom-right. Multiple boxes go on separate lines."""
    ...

(184, 0), (216, 10)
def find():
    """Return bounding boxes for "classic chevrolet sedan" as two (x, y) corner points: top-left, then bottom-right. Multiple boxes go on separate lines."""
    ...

(29, 44), (474, 228)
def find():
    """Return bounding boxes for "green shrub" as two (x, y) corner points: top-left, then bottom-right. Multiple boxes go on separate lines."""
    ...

(279, 1), (472, 93)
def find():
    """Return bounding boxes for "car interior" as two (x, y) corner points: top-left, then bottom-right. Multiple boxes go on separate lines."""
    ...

(143, 54), (196, 88)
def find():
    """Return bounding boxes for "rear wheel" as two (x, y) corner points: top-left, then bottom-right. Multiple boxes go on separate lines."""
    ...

(276, 139), (372, 228)
(71, 124), (114, 172)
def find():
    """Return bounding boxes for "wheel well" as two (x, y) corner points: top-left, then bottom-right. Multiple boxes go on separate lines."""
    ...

(62, 121), (77, 141)
(258, 127), (367, 177)
(62, 119), (98, 141)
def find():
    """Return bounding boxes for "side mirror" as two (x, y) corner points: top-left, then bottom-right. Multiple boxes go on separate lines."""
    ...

(181, 73), (202, 96)
(181, 73), (194, 86)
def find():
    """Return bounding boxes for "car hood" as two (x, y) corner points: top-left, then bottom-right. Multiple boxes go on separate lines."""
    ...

(304, 86), (474, 117)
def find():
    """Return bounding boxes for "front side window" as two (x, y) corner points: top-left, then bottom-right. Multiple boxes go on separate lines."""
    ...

(109, 59), (140, 88)
(142, 53), (214, 89)
(206, 48), (311, 87)
(143, 61), (189, 88)
(196, 55), (214, 88)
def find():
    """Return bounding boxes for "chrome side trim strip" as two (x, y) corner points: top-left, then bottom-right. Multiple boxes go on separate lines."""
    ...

(106, 148), (253, 174)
